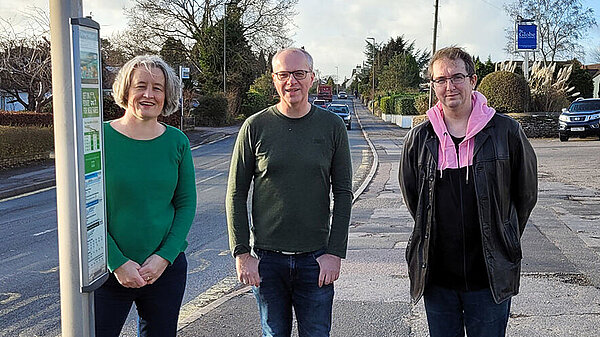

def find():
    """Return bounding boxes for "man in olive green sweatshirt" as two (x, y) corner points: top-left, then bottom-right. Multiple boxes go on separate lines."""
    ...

(226, 47), (353, 337)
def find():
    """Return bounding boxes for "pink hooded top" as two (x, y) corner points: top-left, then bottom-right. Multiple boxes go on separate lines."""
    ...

(425, 91), (495, 182)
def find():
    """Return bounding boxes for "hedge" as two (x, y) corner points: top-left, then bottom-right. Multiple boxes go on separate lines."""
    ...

(0, 126), (54, 169)
(378, 93), (425, 115)
(191, 93), (228, 126)
(394, 96), (418, 115)
(0, 111), (53, 127)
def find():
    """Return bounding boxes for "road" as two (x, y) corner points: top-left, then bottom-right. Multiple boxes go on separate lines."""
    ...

(0, 96), (365, 336)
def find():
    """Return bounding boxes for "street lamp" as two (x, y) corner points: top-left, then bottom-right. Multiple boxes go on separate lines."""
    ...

(335, 66), (339, 96)
(223, 2), (234, 93)
(366, 37), (375, 101)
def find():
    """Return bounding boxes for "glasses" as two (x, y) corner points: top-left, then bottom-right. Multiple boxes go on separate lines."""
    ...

(273, 70), (312, 81)
(431, 73), (472, 88)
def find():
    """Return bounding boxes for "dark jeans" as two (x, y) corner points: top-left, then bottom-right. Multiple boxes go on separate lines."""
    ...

(423, 285), (511, 337)
(252, 248), (334, 337)
(94, 253), (187, 337)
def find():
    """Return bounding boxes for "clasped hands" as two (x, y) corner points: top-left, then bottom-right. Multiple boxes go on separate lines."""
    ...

(113, 254), (169, 288)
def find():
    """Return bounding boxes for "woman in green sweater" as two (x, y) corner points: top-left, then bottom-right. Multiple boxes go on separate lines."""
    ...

(94, 55), (197, 337)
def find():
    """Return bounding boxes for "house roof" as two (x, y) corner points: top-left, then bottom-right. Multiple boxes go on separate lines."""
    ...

(583, 64), (600, 79)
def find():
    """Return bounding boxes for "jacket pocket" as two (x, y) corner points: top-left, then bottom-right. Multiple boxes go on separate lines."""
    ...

(501, 220), (522, 263)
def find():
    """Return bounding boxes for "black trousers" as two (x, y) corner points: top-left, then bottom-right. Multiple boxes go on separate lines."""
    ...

(94, 253), (187, 337)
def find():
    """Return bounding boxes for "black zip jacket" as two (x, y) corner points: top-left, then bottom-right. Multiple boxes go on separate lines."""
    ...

(399, 113), (538, 304)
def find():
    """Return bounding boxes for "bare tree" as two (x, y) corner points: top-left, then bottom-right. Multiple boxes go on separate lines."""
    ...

(591, 45), (600, 63)
(504, 0), (597, 63)
(0, 11), (52, 112)
(123, 0), (297, 54)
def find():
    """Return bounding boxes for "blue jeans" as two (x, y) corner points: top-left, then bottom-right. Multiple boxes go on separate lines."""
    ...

(423, 285), (511, 337)
(252, 248), (334, 337)
(94, 253), (187, 337)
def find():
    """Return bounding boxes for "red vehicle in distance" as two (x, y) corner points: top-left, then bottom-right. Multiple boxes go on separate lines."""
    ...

(317, 84), (332, 101)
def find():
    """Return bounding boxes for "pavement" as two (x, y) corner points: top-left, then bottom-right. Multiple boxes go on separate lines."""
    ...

(2, 102), (600, 336)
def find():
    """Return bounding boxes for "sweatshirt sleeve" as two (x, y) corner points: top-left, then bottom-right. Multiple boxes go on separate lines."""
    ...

(326, 121), (353, 258)
(155, 136), (197, 264)
(106, 232), (128, 272)
(225, 120), (255, 257)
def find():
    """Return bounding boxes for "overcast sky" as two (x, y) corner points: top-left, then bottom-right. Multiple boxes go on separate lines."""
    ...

(2, 0), (599, 82)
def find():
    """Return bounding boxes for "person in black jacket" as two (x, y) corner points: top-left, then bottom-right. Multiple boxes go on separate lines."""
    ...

(399, 46), (538, 337)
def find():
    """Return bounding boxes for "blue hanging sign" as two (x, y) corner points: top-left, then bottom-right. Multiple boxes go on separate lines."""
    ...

(516, 23), (537, 51)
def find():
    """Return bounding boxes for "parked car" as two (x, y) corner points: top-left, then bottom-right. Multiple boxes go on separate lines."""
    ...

(313, 99), (328, 109)
(558, 98), (600, 141)
(327, 103), (352, 130)
(338, 91), (348, 99)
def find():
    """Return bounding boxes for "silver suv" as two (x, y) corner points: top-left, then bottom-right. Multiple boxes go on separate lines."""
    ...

(558, 98), (600, 141)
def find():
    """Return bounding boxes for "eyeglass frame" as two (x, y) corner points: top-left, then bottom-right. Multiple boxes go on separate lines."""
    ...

(273, 70), (313, 81)
(430, 73), (474, 88)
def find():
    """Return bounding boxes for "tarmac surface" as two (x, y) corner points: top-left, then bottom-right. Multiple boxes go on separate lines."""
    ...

(1, 101), (599, 336)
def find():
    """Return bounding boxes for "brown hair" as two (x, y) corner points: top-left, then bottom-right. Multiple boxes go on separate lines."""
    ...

(428, 46), (475, 79)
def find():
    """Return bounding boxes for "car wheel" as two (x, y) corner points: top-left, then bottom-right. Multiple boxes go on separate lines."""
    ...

(559, 134), (569, 142)
(347, 123), (351, 130)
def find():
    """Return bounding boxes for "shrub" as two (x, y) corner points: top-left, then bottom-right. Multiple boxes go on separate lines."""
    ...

(0, 111), (53, 127)
(528, 62), (574, 112)
(394, 96), (418, 115)
(380, 96), (393, 115)
(102, 94), (124, 121)
(0, 126), (54, 169)
(567, 59), (594, 99)
(240, 91), (270, 119)
(414, 94), (429, 114)
(530, 87), (570, 113)
(478, 71), (530, 113)
(191, 93), (229, 126)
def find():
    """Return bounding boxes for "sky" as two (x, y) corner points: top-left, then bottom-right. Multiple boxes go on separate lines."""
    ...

(2, 0), (599, 82)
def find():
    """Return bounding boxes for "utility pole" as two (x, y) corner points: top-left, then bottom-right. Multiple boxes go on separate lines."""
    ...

(49, 0), (93, 336)
(366, 37), (375, 103)
(223, 2), (227, 94)
(429, 0), (439, 109)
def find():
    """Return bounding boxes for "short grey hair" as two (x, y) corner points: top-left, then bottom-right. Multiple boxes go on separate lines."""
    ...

(272, 47), (314, 71)
(112, 55), (181, 116)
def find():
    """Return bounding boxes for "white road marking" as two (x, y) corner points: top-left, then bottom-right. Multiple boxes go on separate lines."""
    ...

(2, 252), (31, 264)
(0, 293), (52, 317)
(0, 292), (21, 305)
(190, 134), (234, 151)
(33, 228), (57, 237)
(195, 173), (224, 185)
(0, 186), (55, 203)
(39, 266), (58, 274)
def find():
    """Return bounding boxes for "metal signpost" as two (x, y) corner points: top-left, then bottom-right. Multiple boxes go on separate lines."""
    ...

(515, 18), (538, 81)
(179, 66), (190, 129)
